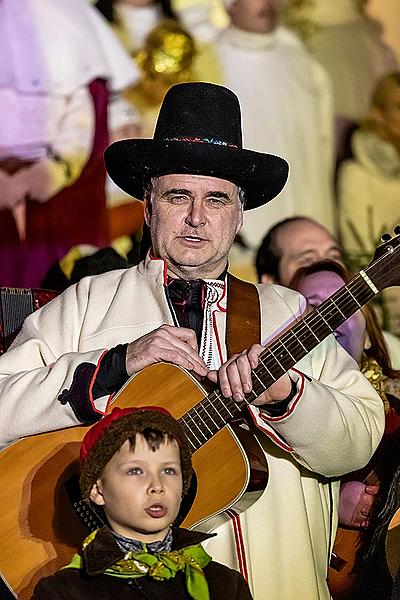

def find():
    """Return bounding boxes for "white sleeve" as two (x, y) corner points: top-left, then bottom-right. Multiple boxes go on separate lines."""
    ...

(248, 335), (385, 478)
(0, 280), (108, 448)
(20, 86), (95, 202)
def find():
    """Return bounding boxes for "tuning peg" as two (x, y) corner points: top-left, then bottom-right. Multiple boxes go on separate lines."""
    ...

(381, 233), (392, 242)
(394, 225), (400, 235)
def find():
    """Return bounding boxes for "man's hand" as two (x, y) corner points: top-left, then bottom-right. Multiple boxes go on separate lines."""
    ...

(207, 343), (292, 405)
(0, 168), (29, 209)
(126, 325), (209, 378)
(338, 480), (380, 529)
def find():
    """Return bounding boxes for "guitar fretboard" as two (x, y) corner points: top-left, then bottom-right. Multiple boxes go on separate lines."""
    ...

(179, 271), (376, 451)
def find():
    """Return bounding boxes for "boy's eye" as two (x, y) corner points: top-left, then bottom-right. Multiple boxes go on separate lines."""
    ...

(163, 467), (177, 475)
(127, 467), (142, 476)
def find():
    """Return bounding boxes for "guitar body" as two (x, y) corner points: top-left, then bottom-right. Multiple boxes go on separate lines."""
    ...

(0, 363), (267, 599)
(386, 506), (400, 580)
(328, 526), (367, 598)
(3, 230), (400, 599)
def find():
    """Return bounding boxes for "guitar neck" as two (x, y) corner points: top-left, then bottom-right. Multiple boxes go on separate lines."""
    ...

(179, 270), (377, 451)
(252, 271), (376, 391)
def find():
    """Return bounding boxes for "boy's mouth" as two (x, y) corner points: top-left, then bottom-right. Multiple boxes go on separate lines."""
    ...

(145, 503), (167, 519)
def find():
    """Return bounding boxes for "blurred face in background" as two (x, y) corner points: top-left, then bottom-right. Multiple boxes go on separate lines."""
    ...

(270, 219), (342, 287)
(373, 79), (400, 147)
(297, 270), (367, 364)
(229, 0), (283, 34)
(120, 1), (155, 6)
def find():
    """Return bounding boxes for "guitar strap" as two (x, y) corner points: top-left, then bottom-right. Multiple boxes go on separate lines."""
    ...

(226, 273), (261, 358)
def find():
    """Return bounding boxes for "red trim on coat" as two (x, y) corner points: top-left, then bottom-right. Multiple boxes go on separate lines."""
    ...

(88, 349), (111, 414)
(247, 406), (294, 452)
(225, 508), (249, 583)
(261, 369), (305, 422)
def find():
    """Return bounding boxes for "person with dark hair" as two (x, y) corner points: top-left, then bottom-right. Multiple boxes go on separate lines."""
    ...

(288, 259), (400, 600)
(0, 0), (139, 288)
(255, 216), (342, 286)
(32, 406), (253, 599)
(0, 82), (384, 600)
(95, 0), (176, 51)
(255, 215), (400, 369)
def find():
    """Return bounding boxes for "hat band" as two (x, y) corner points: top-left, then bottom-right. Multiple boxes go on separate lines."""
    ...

(165, 136), (238, 148)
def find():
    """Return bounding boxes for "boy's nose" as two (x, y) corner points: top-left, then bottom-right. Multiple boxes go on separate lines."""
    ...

(149, 477), (164, 493)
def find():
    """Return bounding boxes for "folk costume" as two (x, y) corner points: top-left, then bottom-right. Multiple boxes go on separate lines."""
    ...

(32, 406), (253, 599)
(215, 24), (335, 252)
(0, 83), (384, 600)
(303, 0), (399, 122)
(32, 526), (252, 600)
(0, 0), (138, 287)
(338, 128), (400, 335)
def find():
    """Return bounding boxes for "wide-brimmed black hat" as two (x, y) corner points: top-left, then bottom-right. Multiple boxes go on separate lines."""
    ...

(105, 82), (289, 210)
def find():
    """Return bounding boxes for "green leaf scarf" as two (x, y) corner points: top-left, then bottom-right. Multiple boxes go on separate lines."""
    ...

(66, 530), (212, 600)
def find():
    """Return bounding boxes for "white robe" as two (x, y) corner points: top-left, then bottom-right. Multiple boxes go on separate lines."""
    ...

(306, 1), (399, 122)
(216, 26), (335, 250)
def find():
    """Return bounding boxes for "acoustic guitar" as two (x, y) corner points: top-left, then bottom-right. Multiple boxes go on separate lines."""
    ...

(1, 231), (400, 599)
(328, 470), (381, 598)
(386, 504), (400, 580)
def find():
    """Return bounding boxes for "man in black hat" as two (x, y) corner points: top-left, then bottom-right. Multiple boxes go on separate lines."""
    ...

(0, 83), (384, 600)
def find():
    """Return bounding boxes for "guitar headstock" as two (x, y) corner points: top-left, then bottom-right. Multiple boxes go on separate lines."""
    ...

(367, 226), (400, 291)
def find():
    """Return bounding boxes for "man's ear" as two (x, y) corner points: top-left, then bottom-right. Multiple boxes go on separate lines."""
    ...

(235, 209), (243, 235)
(370, 106), (386, 129)
(144, 196), (152, 227)
(89, 480), (105, 507)
(260, 273), (276, 285)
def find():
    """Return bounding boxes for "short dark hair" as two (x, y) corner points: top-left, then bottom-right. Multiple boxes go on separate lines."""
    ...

(94, 0), (176, 23)
(255, 216), (308, 282)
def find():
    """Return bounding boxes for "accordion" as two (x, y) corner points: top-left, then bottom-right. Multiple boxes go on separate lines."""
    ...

(0, 287), (58, 353)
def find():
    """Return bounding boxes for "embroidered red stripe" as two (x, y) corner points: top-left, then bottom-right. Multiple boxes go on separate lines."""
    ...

(225, 508), (249, 582)
(88, 350), (109, 414)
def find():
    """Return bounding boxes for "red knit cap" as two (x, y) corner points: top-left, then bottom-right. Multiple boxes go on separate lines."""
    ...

(80, 406), (172, 463)
(79, 406), (193, 500)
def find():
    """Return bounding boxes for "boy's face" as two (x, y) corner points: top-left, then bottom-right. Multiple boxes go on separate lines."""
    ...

(90, 433), (183, 542)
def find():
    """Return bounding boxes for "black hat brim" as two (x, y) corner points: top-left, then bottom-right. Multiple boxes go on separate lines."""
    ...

(105, 139), (289, 210)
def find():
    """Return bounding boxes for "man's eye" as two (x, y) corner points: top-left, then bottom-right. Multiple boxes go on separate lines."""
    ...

(298, 257), (313, 267)
(170, 195), (188, 203)
(207, 197), (224, 205)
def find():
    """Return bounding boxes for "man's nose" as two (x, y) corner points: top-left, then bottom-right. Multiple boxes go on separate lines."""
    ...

(185, 200), (206, 227)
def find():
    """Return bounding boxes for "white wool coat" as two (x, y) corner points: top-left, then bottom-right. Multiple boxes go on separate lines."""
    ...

(0, 256), (384, 599)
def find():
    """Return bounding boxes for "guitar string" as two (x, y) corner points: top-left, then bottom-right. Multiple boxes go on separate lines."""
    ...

(181, 276), (374, 447)
(179, 257), (396, 446)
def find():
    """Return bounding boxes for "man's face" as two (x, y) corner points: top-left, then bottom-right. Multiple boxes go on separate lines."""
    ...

(90, 434), (183, 543)
(145, 174), (243, 280)
(374, 82), (400, 144)
(273, 219), (343, 286)
(297, 270), (367, 364)
(229, 0), (283, 34)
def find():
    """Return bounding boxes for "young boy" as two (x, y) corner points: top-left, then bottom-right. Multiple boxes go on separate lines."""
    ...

(32, 405), (253, 599)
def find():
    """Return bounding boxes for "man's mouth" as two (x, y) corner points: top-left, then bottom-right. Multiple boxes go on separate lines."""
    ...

(145, 503), (168, 518)
(180, 235), (207, 243)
